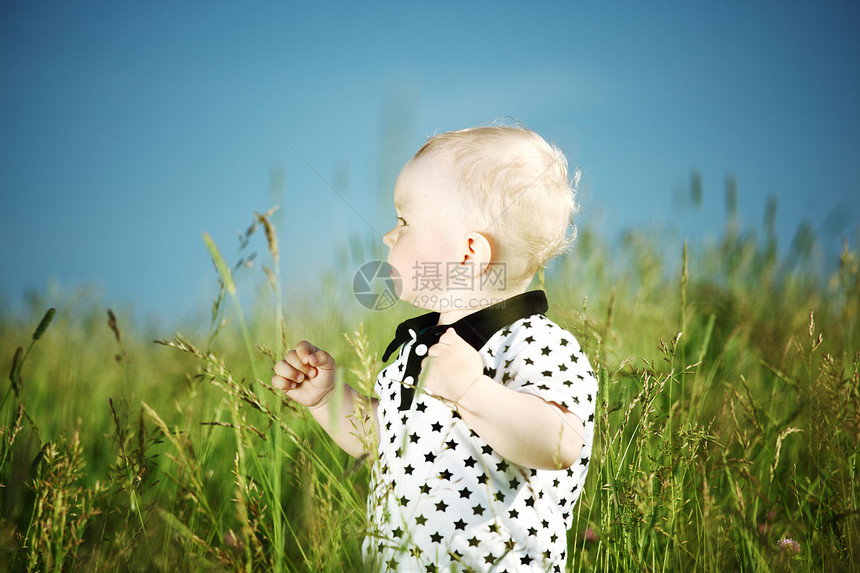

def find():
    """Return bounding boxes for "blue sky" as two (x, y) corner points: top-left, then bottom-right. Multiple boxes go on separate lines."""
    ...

(2, 1), (859, 323)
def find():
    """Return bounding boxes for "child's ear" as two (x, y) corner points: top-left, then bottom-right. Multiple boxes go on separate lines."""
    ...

(461, 232), (492, 275)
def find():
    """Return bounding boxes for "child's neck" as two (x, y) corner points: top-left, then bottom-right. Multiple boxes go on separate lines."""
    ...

(436, 286), (529, 325)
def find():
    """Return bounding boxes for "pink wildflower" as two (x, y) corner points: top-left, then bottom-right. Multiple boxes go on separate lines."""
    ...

(777, 537), (801, 555)
(583, 527), (599, 542)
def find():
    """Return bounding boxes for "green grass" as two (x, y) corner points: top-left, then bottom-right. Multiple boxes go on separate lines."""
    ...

(1, 203), (858, 572)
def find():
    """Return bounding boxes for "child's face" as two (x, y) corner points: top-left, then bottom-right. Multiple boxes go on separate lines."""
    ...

(383, 156), (470, 307)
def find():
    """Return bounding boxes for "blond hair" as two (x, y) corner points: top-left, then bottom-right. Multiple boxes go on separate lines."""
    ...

(412, 124), (579, 282)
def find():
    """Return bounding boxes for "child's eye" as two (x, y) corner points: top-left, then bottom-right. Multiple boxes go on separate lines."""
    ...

(397, 217), (407, 226)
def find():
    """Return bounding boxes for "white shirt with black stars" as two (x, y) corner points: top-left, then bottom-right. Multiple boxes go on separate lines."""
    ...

(363, 295), (597, 572)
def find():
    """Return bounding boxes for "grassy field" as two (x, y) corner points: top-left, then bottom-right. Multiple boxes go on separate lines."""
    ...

(1, 201), (858, 572)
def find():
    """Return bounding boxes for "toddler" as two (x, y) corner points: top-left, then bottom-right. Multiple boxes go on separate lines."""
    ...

(273, 125), (597, 572)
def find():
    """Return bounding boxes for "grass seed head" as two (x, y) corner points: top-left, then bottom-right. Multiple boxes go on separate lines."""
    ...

(255, 208), (279, 265)
(32, 307), (55, 341)
(9, 345), (23, 395)
(107, 309), (122, 343)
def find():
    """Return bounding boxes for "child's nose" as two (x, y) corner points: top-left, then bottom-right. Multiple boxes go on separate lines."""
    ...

(382, 227), (396, 248)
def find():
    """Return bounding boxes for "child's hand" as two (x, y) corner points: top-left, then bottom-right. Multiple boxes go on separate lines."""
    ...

(272, 341), (336, 410)
(421, 328), (484, 403)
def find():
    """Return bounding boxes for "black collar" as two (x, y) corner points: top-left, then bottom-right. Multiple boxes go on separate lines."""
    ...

(382, 290), (549, 361)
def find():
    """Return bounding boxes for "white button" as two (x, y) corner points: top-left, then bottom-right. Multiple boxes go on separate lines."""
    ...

(408, 328), (417, 339)
(403, 376), (414, 387)
(415, 343), (428, 356)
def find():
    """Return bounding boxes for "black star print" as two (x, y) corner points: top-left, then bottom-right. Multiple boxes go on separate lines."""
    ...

(484, 553), (496, 565)
(580, 456), (590, 466)
(372, 299), (597, 570)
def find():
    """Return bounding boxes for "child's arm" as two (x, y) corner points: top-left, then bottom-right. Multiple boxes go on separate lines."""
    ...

(423, 329), (584, 470)
(272, 341), (378, 458)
